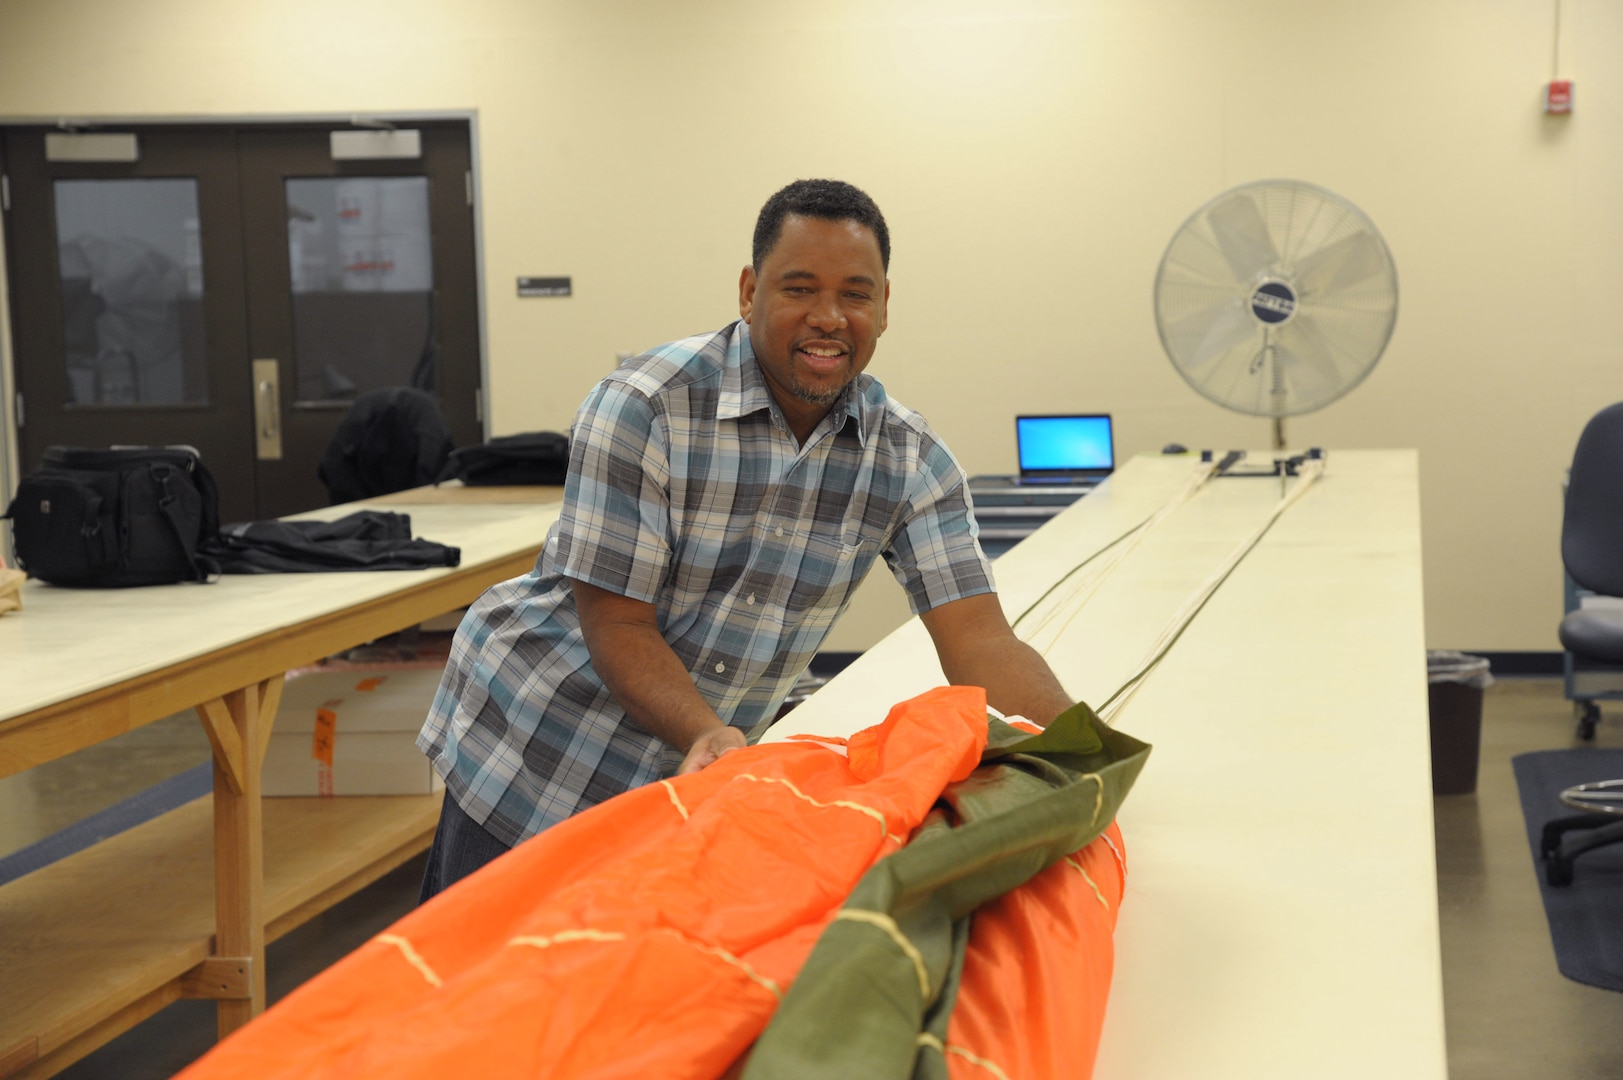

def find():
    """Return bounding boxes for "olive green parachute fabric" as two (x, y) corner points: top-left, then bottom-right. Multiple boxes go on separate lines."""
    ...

(742, 701), (1151, 1078)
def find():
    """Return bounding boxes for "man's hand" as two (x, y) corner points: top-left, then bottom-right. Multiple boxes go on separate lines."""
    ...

(678, 725), (748, 775)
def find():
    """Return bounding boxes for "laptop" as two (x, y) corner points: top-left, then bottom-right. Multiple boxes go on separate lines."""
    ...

(1015, 414), (1115, 486)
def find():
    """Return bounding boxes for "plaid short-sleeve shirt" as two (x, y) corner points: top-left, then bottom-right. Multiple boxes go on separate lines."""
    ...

(417, 321), (995, 845)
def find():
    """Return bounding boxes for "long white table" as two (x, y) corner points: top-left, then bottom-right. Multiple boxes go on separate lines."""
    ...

(768, 451), (1446, 1079)
(0, 487), (563, 1078)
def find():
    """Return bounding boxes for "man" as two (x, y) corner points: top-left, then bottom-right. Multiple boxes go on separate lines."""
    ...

(417, 179), (1073, 900)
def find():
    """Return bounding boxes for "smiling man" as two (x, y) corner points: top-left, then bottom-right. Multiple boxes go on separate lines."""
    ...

(416, 179), (1075, 899)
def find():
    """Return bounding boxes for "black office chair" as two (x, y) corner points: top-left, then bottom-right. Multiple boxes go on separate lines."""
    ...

(1541, 402), (1623, 885)
(1541, 779), (1623, 885)
(1559, 401), (1623, 740)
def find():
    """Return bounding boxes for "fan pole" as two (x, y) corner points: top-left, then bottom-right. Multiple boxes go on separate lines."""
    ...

(1266, 328), (1288, 450)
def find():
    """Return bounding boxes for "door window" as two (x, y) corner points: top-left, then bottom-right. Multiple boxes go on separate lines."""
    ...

(53, 178), (207, 405)
(285, 176), (435, 404)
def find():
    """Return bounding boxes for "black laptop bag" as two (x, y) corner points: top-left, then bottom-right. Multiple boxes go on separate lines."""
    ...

(4, 446), (220, 587)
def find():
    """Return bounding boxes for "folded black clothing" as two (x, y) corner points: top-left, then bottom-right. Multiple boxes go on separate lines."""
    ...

(437, 431), (568, 487)
(202, 510), (461, 573)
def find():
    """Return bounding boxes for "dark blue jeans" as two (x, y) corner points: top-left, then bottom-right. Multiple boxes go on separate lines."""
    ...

(418, 791), (513, 904)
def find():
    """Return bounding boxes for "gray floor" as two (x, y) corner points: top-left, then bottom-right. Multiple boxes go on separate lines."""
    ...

(1435, 679), (1623, 1080)
(4, 678), (1622, 1077)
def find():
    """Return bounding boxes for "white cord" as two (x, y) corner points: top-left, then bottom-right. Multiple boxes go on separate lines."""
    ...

(1019, 462), (1217, 654)
(1096, 459), (1325, 723)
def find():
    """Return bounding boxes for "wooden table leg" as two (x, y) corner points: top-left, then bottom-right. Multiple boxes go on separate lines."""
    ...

(195, 674), (284, 1038)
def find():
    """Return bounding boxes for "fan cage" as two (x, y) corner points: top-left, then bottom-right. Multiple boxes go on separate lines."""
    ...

(1154, 180), (1398, 419)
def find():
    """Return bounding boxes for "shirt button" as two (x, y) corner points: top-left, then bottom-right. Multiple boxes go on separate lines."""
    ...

(774, 526), (784, 538)
(746, 593), (756, 606)
(714, 662), (726, 674)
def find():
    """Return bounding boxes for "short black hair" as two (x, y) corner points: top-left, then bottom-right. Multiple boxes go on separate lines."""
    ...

(752, 179), (890, 273)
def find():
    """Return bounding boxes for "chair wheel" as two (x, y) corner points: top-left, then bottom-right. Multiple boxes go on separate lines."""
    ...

(1544, 854), (1575, 887)
(1575, 701), (1601, 741)
(1540, 827), (1563, 858)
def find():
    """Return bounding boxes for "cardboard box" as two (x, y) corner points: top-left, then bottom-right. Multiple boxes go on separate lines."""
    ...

(264, 668), (445, 797)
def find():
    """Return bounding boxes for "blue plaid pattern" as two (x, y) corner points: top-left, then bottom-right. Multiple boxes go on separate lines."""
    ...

(417, 321), (995, 845)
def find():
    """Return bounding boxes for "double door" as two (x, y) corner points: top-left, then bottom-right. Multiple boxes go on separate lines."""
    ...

(3, 122), (482, 523)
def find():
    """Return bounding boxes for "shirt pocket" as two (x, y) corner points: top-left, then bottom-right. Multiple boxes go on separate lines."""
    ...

(785, 527), (880, 617)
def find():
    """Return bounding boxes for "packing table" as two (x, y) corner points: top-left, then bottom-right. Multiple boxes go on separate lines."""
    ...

(0, 485), (563, 1078)
(769, 451), (1447, 1079)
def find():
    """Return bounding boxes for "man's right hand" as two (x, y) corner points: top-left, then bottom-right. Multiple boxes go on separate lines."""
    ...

(678, 725), (748, 775)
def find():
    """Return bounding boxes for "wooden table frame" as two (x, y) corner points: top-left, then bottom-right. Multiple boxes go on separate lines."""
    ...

(0, 487), (560, 1077)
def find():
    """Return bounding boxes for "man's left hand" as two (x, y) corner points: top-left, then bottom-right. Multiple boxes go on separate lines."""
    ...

(678, 725), (748, 775)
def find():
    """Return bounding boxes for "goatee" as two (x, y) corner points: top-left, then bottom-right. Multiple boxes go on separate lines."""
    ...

(790, 381), (849, 408)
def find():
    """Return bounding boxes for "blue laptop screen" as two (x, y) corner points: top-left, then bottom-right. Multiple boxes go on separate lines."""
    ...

(1017, 415), (1114, 473)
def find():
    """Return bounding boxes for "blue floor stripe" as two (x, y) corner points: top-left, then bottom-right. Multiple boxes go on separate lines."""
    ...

(0, 762), (214, 887)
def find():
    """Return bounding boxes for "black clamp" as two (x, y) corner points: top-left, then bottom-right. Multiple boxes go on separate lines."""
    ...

(1201, 448), (1325, 477)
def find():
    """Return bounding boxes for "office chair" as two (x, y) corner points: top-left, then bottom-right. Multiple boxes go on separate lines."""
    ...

(1540, 778), (1623, 886)
(1559, 401), (1623, 741)
(1542, 402), (1623, 885)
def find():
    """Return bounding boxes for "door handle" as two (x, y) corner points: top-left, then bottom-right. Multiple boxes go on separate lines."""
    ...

(257, 380), (277, 437)
(252, 359), (284, 461)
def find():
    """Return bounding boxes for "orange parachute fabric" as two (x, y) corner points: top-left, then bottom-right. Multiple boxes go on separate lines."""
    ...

(178, 686), (1126, 1079)
(942, 819), (1126, 1079)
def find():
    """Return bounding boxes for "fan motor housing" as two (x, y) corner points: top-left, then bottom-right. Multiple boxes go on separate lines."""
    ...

(1249, 279), (1297, 326)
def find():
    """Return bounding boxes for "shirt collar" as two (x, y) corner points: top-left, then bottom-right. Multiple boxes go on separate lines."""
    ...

(718, 321), (776, 421)
(719, 320), (873, 447)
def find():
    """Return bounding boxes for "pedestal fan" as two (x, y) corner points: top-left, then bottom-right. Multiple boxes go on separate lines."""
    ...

(1153, 180), (1399, 451)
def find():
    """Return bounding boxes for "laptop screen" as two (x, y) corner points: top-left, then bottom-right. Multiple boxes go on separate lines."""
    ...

(1016, 414), (1114, 477)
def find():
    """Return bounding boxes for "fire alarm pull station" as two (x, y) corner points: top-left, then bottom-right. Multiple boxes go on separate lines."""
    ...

(1545, 80), (1573, 115)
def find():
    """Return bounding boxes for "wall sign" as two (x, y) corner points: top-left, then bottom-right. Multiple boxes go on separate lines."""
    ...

(518, 276), (572, 297)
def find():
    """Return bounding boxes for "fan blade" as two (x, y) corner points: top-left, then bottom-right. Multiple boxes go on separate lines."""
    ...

(1294, 230), (1388, 298)
(1164, 299), (1256, 370)
(1272, 323), (1343, 411)
(1206, 193), (1279, 281)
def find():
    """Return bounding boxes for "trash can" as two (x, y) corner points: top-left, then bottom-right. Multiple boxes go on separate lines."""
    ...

(1426, 651), (1493, 795)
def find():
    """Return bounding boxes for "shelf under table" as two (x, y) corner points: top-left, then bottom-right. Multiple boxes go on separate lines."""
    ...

(0, 792), (441, 1079)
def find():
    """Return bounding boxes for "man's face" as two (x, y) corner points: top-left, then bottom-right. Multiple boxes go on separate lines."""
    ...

(739, 214), (889, 438)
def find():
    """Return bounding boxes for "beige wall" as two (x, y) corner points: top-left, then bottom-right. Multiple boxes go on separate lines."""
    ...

(1, 0), (1617, 651)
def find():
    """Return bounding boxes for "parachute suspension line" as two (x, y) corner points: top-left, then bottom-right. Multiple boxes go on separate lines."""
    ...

(1013, 462), (1218, 654)
(1095, 458), (1324, 723)
(1009, 519), (1145, 632)
(1006, 519), (1149, 636)
(1031, 462), (1218, 651)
